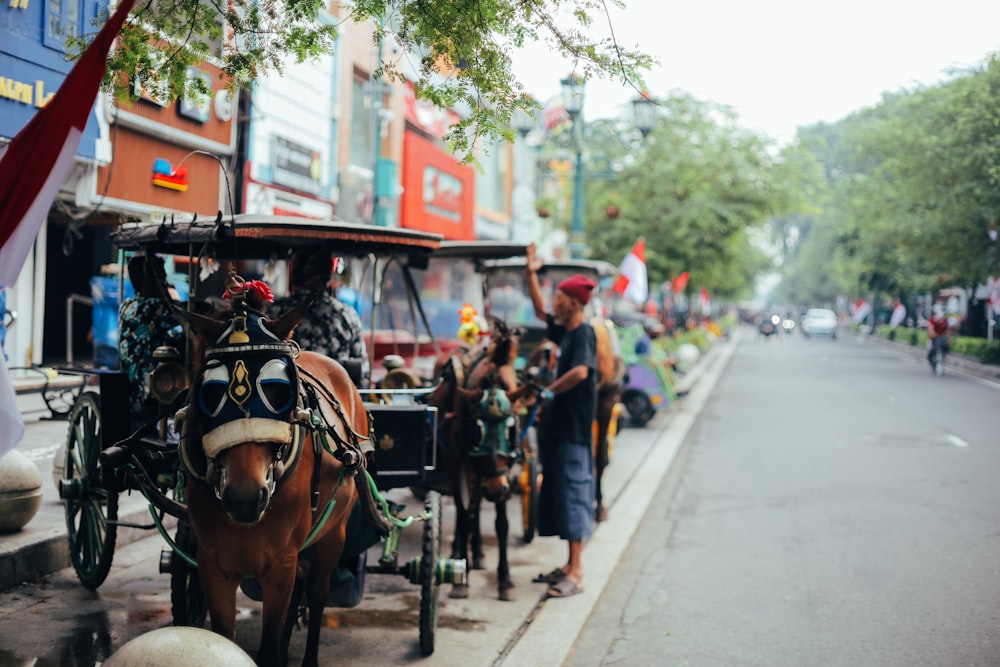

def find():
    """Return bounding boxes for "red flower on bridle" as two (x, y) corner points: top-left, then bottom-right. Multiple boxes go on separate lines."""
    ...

(224, 279), (273, 307)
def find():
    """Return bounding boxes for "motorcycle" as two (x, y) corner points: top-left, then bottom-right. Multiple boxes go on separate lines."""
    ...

(928, 336), (949, 376)
(759, 314), (780, 337)
(781, 317), (796, 334)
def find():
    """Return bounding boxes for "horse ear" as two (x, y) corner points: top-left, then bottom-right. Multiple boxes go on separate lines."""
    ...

(263, 295), (313, 340)
(174, 305), (228, 342)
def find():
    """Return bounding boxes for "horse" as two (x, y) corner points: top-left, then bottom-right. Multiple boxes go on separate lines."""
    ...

(529, 316), (625, 522)
(427, 317), (530, 601)
(174, 283), (383, 667)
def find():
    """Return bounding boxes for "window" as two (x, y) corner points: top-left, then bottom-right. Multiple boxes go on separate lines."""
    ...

(350, 76), (374, 170)
(44, 0), (81, 51)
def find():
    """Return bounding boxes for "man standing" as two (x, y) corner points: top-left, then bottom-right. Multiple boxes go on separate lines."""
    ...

(525, 242), (598, 598)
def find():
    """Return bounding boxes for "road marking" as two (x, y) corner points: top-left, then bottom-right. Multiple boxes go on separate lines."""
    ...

(946, 434), (969, 448)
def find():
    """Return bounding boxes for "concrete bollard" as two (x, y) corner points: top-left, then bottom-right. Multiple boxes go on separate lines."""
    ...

(102, 627), (255, 666)
(0, 449), (44, 533)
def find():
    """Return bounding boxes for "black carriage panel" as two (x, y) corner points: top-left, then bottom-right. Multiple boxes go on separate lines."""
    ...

(366, 404), (437, 489)
(96, 370), (130, 450)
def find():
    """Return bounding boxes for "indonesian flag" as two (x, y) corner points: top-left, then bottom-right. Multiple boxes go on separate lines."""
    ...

(0, 0), (135, 287)
(671, 271), (690, 293)
(0, 0), (134, 459)
(612, 238), (648, 304)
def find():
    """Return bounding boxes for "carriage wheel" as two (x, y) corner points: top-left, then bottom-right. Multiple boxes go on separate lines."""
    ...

(520, 427), (540, 544)
(170, 520), (208, 627)
(419, 490), (442, 656)
(62, 391), (118, 590)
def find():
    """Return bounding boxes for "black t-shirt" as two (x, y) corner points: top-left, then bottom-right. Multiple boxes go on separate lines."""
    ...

(544, 313), (598, 445)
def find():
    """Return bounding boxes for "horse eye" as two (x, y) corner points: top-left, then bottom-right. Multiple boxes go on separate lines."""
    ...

(198, 363), (229, 417)
(258, 359), (294, 414)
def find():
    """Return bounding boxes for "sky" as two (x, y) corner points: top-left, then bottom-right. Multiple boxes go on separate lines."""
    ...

(510, 0), (1000, 146)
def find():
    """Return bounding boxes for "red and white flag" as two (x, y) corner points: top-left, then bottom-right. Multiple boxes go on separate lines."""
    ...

(0, 0), (134, 459)
(612, 237), (648, 304)
(0, 0), (135, 287)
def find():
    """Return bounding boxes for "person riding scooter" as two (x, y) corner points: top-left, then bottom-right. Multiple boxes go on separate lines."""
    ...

(927, 303), (949, 373)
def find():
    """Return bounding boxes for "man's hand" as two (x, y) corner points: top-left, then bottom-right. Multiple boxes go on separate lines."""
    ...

(526, 242), (543, 274)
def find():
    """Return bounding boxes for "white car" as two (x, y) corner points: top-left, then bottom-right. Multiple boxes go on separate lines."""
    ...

(801, 308), (838, 339)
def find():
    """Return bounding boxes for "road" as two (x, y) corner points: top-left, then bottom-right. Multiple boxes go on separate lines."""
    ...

(567, 329), (1000, 667)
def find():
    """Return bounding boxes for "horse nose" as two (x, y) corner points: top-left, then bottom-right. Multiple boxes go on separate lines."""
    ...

(221, 484), (269, 524)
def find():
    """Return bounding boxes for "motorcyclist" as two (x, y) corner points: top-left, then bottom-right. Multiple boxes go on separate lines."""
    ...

(927, 303), (949, 370)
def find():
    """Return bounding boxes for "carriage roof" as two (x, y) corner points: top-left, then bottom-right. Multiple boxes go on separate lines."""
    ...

(482, 257), (618, 278)
(110, 213), (443, 259)
(431, 241), (528, 261)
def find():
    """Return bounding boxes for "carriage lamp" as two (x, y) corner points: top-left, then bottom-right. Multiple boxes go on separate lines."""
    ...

(150, 345), (190, 405)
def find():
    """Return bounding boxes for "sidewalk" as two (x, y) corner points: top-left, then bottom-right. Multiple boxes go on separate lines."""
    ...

(0, 337), (730, 595)
(855, 330), (1000, 384)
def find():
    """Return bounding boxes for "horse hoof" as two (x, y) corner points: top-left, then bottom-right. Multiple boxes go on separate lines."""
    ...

(595, 506), (609, 522)
(472, 558), (485, 570)
(499, 587), (515, 602)
(449, 584), (470, 599)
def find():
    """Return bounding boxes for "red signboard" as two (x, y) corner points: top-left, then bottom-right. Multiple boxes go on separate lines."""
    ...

(401, 131), (475, 239)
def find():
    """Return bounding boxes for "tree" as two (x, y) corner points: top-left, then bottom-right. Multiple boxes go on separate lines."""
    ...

(583, 93), (788, 301)
(80, 0), (653, 158)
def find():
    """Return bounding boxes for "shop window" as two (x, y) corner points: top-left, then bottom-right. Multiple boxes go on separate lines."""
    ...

(350, 76), (375, 170)
(44, 0), (81, 51)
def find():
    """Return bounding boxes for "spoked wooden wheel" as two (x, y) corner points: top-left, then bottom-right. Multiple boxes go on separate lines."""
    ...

(61, 392), (118, 590)
(170, 520), (207, 627)
(419, 490), (442, 656)
(520, 427), (541, 544)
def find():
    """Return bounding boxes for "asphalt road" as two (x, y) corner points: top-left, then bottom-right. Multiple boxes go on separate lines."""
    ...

(566, 329), (1000, 667)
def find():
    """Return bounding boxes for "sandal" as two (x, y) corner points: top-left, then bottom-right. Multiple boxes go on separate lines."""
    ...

(532, 568), (567, 584)
(546, 577), (583, 598)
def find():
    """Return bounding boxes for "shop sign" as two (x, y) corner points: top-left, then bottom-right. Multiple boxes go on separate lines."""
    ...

(272, 136), (322, 196)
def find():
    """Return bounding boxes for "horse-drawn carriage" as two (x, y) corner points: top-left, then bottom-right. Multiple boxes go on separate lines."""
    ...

(57, 213), (466, 663)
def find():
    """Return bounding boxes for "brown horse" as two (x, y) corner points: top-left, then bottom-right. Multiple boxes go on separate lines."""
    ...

(529, 316), (625, 522)
(176, 291), (375, 667)
(428, 317), (529, 601)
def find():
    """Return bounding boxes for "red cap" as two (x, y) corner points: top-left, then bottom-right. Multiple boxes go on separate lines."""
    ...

(557, 274), (597, 305)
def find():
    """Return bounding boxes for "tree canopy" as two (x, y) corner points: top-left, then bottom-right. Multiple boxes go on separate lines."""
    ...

(772, 54), (1000, 309)
(82, 0), (653, 157)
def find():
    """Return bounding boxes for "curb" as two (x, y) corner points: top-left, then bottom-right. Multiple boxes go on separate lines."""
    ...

(0, 500), (174, 592)
(499, 333), (739, 666)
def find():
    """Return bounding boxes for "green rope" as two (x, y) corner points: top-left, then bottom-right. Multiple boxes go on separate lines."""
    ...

(365, 470), (428, 528)
(125, 463), (197, 568)
(300, 470), (345, 550)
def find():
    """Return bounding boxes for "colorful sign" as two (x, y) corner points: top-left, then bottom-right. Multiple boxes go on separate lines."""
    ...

(401, 131), (474, 239)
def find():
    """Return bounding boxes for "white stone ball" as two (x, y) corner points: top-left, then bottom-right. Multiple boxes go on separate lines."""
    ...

(676, 343), (701, 372)
(0, 449), (43, 533)
(103, 627), (255, 666)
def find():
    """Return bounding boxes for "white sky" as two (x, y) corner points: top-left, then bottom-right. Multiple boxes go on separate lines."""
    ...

(510, 0), (1000, 146)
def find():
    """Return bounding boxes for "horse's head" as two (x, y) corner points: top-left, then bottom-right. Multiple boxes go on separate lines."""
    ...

(484, 316), (521, 369)
(176, 284), (311, 525)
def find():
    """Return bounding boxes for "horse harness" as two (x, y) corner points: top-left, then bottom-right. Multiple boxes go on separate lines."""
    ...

(177, 290), (380, 535)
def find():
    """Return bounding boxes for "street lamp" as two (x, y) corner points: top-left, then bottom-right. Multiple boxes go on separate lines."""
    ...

(510, 105), (537, 242)
(631, 92), (658, 138)
(561, 75), (587, 258)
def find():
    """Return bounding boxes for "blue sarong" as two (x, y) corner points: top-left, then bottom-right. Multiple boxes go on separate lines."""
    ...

(538, 439), (594, 541)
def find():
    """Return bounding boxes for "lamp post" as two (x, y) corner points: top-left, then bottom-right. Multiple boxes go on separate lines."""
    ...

(559, 79), (657, 258)
(511, 106), (536, 242)
(561, 75), (587, 258)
